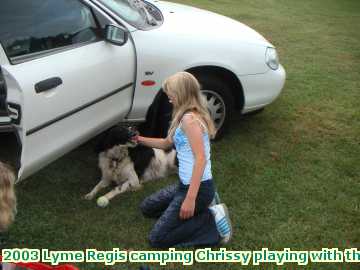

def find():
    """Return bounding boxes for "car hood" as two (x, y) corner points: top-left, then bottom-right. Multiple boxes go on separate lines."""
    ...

(147, 0), (271, 47)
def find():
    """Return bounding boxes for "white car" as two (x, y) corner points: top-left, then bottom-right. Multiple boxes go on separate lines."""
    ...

(0, 0), (285, 180)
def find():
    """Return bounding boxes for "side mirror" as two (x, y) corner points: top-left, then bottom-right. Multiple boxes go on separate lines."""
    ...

(104, 25), (128, 46)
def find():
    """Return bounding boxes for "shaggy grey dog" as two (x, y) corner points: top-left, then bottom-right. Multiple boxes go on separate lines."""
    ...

(84, 127), (177, 207)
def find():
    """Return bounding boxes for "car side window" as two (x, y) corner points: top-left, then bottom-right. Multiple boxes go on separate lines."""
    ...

(0, 0), (102, 61)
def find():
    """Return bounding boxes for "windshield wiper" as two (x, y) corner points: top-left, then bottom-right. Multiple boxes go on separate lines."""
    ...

(127, 0), (158, 26)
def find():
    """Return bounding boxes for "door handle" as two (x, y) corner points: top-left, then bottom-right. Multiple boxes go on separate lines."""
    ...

(35, 77), (63, 93)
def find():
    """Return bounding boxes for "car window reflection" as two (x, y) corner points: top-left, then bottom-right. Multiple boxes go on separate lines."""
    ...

(0, 0), (101, 59)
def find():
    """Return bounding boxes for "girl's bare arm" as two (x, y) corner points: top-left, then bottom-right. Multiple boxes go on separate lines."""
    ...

(179, 114), (207, 219)
(137, 135), (173, 150)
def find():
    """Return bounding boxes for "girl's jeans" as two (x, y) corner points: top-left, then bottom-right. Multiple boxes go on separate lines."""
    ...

(140, 180), (220, 248)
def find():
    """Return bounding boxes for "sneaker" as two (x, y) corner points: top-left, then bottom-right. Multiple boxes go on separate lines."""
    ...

(209, 191), (221, 207)
(209, 203), (232, 244)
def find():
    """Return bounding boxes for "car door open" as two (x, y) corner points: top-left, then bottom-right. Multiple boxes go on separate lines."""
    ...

(0, 0), (136, 180)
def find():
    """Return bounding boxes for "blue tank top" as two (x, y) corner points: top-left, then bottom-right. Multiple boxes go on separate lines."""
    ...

(172, 114), (213, 185)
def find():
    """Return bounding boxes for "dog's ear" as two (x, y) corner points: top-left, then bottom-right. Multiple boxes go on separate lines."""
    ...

(95, 126), (130, 153)
(95, 127), (118, 153)
(95, 133), (108, 154)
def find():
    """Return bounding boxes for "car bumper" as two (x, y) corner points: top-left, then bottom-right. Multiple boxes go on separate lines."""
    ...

(238, 64), (286, 113)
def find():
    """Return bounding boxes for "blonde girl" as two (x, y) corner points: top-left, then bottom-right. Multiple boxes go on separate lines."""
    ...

(136, 72), (231, 247)
(0, 161), (17, 232)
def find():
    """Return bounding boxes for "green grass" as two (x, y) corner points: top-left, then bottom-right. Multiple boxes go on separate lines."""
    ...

(4, 0), (360, 269)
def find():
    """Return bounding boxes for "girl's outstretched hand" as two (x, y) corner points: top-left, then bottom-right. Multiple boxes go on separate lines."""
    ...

(180, 197), (196, 219)
(129, 127), (140, 143)
(131, 134), (139, 143)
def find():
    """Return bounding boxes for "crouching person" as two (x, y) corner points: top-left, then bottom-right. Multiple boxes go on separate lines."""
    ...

(136, 72), (232, 248)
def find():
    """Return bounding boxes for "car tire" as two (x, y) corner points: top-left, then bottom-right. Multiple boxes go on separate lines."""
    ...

(195, 74), (234, 140)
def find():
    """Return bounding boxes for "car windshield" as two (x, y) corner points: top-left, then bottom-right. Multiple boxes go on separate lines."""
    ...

(97, 0), (157, 29)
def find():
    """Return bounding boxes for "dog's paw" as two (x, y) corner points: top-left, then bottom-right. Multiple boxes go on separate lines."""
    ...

(83, 193), (95, 200)
(131, 184), (143, 191)
(97, 196), (109, 208)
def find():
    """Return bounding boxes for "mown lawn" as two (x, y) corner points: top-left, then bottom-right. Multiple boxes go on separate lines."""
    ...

(4, 0), (360, 269)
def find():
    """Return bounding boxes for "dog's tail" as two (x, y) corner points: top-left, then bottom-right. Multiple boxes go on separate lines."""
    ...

(0, 161), (17, 232)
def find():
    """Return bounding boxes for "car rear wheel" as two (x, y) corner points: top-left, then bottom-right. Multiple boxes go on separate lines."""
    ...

(196, 75), (234, 139)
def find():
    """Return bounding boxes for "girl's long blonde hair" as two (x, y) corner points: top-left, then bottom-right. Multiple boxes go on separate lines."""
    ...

(0, 162), (17, 232)
(163, 72), (216, 139)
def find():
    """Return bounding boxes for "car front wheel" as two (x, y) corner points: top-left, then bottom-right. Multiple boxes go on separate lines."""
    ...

(196, 75), (234, 139)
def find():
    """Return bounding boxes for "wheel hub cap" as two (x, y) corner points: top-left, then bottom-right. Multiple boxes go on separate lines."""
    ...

(201, 90), (226, 130)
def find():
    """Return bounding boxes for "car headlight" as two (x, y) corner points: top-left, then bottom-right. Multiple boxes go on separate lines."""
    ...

(265, 47), (279, 70)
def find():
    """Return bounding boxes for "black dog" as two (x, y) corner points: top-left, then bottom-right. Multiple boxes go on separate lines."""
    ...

(84, 127), (177, 207)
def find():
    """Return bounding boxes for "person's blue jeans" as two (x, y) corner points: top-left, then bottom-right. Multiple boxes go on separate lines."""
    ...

(140, 180), (220, 248)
